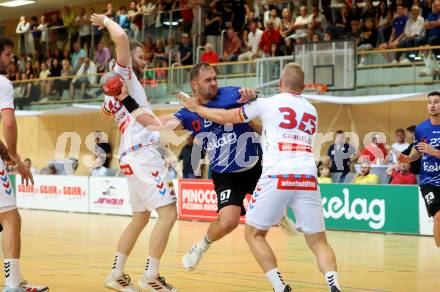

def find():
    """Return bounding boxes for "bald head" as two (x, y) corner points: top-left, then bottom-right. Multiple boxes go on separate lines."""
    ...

(280, 63), (305, 93)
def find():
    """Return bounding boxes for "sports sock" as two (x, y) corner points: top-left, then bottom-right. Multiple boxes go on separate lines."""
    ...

(266, 268), (286, 292)
(325, 271), (341, 291)
(4, 259), (22, 288)
(145, 256), (160, 279)
(198, 233), (213, 251)
(111, 252), (127, 278)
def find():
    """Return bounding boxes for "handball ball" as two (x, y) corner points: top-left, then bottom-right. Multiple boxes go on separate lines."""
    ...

(101, 73), (123, 96)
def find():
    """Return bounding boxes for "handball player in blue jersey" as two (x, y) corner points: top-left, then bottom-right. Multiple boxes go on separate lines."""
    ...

(399, 91), (440, 248)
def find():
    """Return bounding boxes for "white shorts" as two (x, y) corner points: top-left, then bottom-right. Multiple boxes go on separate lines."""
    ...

(246, 175), (326, 234)
(120, 146), (176, 212)
(0, 159), (16, 213)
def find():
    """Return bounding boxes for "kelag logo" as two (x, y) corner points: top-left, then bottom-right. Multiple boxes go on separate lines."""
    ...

(316, 184), (420, 234)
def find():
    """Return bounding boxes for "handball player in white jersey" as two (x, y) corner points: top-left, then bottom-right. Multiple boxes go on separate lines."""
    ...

(178, 63), (342, 292)
(91, 14), (177, 292)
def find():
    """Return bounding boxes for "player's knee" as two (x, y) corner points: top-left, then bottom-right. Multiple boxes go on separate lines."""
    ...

(218, 217), (239, 234)
(157, 204), (177, 225)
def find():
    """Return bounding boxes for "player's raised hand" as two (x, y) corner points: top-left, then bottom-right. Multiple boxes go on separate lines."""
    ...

(177, 92), (200, 112)
(237, 88), (257, 104)
(91, 13), (107, 29)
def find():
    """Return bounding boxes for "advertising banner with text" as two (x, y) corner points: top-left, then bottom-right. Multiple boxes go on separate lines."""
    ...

(89, 177), (132, 215)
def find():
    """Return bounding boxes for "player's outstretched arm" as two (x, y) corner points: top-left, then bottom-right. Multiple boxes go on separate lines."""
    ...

(91, 14), (130, 67)
(398, 147), (422, 163)
(177, 93), (242, 125)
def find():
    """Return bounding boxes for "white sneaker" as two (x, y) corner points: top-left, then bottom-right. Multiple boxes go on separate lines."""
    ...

(139, 274), (178, 291)
(104, 273), (139, 292)
(279, 213), (298, 236)
(182, 243), (205, 271)
(400, 58), (411, 64)
(3, 280), (48, 292)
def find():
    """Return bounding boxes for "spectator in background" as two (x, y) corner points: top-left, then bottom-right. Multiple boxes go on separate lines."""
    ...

(323, 32), (333, 41)
(204, 4), (222, 54)
(376, 0), (393, 44)
(39, 62), (51, 100)
(71, 42), (87, 71)
(415, 0), (440, 48)
(352, 162), (380, 184)
(94, 42), (111, 73)
(239, 21), (263, 61)
(348, 19), (362, 44)
(312, 33), (321, 42)
(117, 6), (131, 35)
(361, 0), (378, 21)
(24, 61), (35, 79)
(75, 7), (92, 50)
(391, 128), (410, 163)
(51, 13), (67, 50)
(62, 6), (78, 46)
(231, 0), (248, 34)
(37, 16), (49, 52)
(358, 18), (378, 65)
(418, 48), (440, 79)
(201, 43), (219, 64)
(245, 10), (262, 29)
(402, 125), (421, 174)
(258, 20), (282, 57)
(165, 36), (179, 64)
(327, 130), (357, 182)
(308, 5), (328, 40)
(178, 136), (204, 178)
(30, 16), (41, 53)
(280, 8), (294, 39)
(179, 33), (193, 65)
(7, 63), (19, 81)
(223, 28), (241, 62)
(359, 133), (389, 164)
(326, 4), (353, 39)
(70, 57), (97, 99)
(47, 164), (57, 175)
(266, 8), (282, 30)
(318, 165), (333, 184)
(386, 162), (417, 184)
(378, 4), (408, 63)
(24, 158), (38, 175)
(16, 16), (30, 55)
(128, 1), (142, 40)
(292, 6), (310, 42)
(176, 0), (194, 34)
(103, 2), (116, 19)
(397, 5), (425, 62)
(54, 59), (74, 98)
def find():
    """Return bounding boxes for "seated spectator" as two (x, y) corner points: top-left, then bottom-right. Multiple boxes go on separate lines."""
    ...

(352, 162), (380, 184)
(269, 42), (282, 57)
(39, 62), (51, 100)
(280, 8), (294, 39)
(266, 8), (282, 30)
(419, 48), (440, 79)
(291, 6), (311, 42)
(358, 18), (379, 65)
(402, 125), (421, 175)
(257, 20), (282, 57)
(239, 22), (263, 61)
(391, 128), (410, 163)
(54, 59), (74, 98)
(376, 0), (393, 44)
(415, 0), (440, 49)
(348, 19), (362, 45)
(326, 4), (353, 39)
(7, 63), (19, 81)
(283, 37), (294, 55)
(71, 42), (87, 71)
(201, 43), (219, 64)
(165, 36), (179, 64)
(40, 163), (58, 175)
(223, 28), (242, 62)
(179, 33), (193, 65)
(386, 162), (417, 184)
(24, 158), (38, 175)
(245, 10), (262, 29)
(70, 57), (97, 99)
(323, 32), (333, 41)
(378, 4), (408, 63)
(308, 5), (328, 40)
(318, 165), (333, 184)
(396, 5), (424, 62)
(361, 0), (378, 21)
(94, 42), (111, 73)
(312, 34), (321, 42)
(359, 133), (389, 164)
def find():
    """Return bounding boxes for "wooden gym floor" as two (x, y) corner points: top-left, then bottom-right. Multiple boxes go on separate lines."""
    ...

(2, 210), (438, 292)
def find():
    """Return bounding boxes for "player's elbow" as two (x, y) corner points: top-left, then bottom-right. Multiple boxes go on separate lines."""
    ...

(113, 31), (129, 44)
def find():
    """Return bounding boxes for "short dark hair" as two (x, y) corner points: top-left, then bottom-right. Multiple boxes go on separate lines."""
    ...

(0, 37), (14, 54)
(129, 40), (144, 51)
(190, 63), (217, 81)
(406, 125), (416, 133)
(336, 130), (344, 135)
(395, 128), (405, 134)
(428, 91), (440, 98)
(24, 158), (31, 163)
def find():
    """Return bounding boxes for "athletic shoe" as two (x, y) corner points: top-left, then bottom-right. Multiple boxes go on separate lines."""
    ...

(139, 274), (177, 291)
(104, 273), (139, 292)
(182, 243), (205, 271)
(3, 280), (49, 292)
(279, 213), (298, 236)
(330, 287), (341, 292)
(273, 285), (292, 292)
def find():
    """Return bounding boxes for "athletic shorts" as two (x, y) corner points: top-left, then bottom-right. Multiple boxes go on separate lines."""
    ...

(0, 159), (16, 213)
(211, 160), (262, 215)
(420, 184), (440, 217)
(120, 146), (176, 213)
(246, 174), (326, 233)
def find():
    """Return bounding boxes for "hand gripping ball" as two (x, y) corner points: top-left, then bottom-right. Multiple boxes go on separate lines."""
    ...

(101, 72), (123, 96)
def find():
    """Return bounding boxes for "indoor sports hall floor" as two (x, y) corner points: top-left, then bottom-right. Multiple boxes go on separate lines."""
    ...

(3, 210), (438, 291)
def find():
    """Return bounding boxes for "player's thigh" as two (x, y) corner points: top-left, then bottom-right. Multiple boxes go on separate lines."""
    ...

(212, 172), (247, 214)
(0, 159), (16, 215)
(245, 177), (290, 231)
(289, 189), (326, 234)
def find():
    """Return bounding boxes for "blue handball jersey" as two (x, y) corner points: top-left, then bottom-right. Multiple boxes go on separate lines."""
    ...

(174, 86), (262, 173)
(415, 119), (440, 186)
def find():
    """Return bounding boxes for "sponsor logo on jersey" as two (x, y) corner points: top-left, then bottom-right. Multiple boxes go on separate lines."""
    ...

(206, 133), (237, 151)
(273, 175), (317, 190)
(191, 119), (201, 132)
(423, 161), (440, 173)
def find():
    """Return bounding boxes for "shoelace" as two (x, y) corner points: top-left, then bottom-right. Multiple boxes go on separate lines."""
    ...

(158, 276), (174, 290)
(190, 245), (203, 254)
(119, 274), (133, 286)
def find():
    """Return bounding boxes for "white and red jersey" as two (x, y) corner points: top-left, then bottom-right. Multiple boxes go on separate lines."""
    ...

(102, 63), (159, 157)
(239, 93), (318, 177)
(0, 75), (14, 112)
